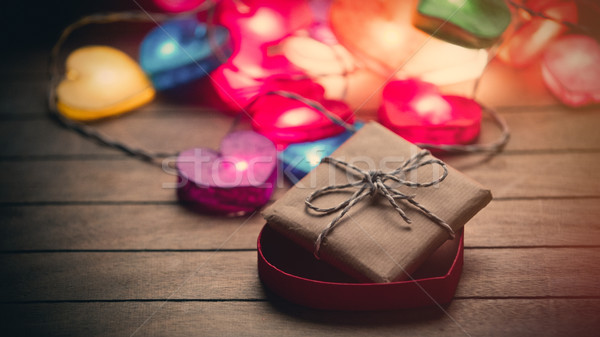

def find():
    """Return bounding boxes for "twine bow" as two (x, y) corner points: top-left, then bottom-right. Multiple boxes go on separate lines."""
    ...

(305, 150), (455, 259)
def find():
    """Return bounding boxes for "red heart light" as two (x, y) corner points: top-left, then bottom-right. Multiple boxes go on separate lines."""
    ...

(176, 131), (277, 215)
(210, 67), (322, 114)
(249, 81), (354, 147)
(378, 79), (481, 145)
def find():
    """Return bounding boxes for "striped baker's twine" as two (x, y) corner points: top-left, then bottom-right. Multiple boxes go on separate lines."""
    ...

(305, 150), (454, 259)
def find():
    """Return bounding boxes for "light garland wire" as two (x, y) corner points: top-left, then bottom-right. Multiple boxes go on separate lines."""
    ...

(47, 1), (218, 166)
(48, 0), (597, 163)
(506, 0), (595, 36)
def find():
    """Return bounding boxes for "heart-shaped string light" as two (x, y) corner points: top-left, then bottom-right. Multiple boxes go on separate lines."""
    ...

(139, 18), (231, 90)
(56, 46), (155, 121)
(176, 130), (277, 215)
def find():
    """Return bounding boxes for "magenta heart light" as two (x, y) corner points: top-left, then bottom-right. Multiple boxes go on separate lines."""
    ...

(249, 80), (353, 147)
(378, 79), (481, 145)
(542, 35), (600, 107)
(176, 131), (277, 215)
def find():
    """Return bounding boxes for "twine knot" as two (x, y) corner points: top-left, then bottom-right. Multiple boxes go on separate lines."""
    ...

(305, 150), (455, 259)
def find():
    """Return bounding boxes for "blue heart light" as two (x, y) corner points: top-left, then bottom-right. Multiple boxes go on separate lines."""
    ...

(140, 18), (231, 90)
(281, 122), (364, 183)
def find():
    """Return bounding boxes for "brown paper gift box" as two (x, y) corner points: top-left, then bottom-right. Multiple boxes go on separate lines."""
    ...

(263, 122), (492, 283)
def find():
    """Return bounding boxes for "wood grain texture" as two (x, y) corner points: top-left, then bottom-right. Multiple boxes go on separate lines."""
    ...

(3, 26), (600, 337)
(1, 299), (599, 337)
(467, 198), (600, 247)
(1, 109), (600, 159)
(0, 159), (176, 203)
(0, 205), (267, 251)
(444, 152), (600, 198)
(0, 112), (235, 158)
(0, 248), (598, 302)
(1, 152), (597, 203)
(1, 197), (599, 251)
(486, 109), (600, 152)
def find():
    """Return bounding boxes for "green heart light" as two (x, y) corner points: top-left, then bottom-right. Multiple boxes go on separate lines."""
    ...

(414, 0), (512, 48)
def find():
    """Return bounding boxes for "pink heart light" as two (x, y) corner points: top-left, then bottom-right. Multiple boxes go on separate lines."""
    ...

(216, 0), (312, 48)
(378, 79), (481, 145)
(176, 131), (277, 215)
(498, 0), (578, 68)
(542, 35), (600, 107)
(209, 0), (312, 113)
(215, 0), (311, 78)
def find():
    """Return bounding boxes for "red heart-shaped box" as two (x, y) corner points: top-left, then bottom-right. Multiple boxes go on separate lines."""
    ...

(258, 224), (464, 311)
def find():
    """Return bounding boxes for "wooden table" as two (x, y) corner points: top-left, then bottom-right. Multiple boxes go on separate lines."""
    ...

(1, 39), (600, 336)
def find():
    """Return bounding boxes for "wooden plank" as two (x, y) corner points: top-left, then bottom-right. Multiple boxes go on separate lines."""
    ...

(443, 152), (600, 198)
(0, 119), (120, 157)
(485, 109), (600, 152)
(1, 299), (599, 336)
(2, 108), (600, 158)
(0, 248), (598, 301)
(1, 198), (599, 251)
(0, 159), (176, 203)
(0, 112), (235, 158)
(458, 248), (600, 298)
(467, 198), (600, 247)
(0, 81), (48, 116)
(0, 205), (267, 251)
(1, 152), (598, 203)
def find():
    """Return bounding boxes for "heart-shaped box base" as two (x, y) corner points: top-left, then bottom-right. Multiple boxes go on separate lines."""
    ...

(258, 224), (463, 311)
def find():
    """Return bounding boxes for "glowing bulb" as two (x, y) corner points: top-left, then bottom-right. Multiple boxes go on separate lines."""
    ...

(398, 38), (489, 86)
(246, 8), (282, 39)
(235, 160), (249, 171)
(276, 107), (319, 127)
(306, 148), (324, 166)
(413, 95), (452, 124)
(378, 22), (402, 47)
(176, 131), (277, 215)
(160, 42), (177, 56)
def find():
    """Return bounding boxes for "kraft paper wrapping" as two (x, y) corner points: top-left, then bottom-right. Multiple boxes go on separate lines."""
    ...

(263, 122), (492, 283)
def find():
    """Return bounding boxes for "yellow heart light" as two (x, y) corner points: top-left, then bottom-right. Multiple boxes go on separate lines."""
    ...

(56, 46), (155, 121)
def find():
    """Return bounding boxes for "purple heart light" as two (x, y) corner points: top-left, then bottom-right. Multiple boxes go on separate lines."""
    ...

(176, 131), (277, 215)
